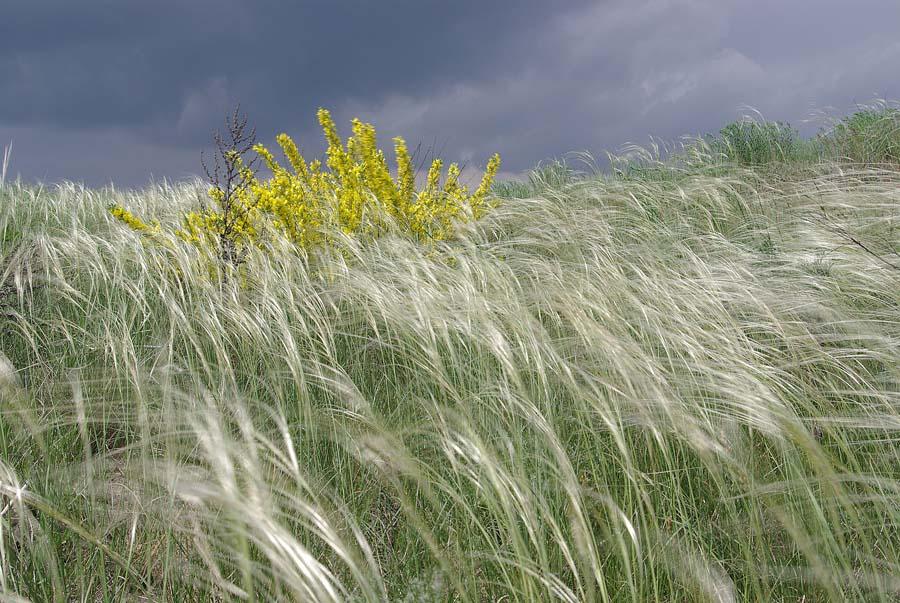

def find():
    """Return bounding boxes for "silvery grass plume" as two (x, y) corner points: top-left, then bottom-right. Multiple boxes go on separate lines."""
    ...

(0, 142), (10, 188)
(0, 136), (898, 601)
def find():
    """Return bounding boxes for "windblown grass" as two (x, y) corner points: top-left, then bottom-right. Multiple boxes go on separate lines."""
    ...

(0, 111), (899, 601)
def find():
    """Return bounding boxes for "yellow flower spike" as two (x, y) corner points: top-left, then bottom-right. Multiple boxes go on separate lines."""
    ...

(317, 108), (341, 148)
(318, 108), (351, 180)
(425, 158), (443, 193)
(253, 143), (280, 173)
(354, 121), (380, 169)
(276, 134), (311, 183)
(109, 204), (159, 234)
(393, 137), (415, 203)
(470, 153), (501, 218)
(443, 163), (462, 195)
(350, 122), (398, 219)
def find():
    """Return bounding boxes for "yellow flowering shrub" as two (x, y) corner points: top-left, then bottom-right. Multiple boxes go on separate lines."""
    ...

(249, 109), (501, 246)
(110, 108), (501, 271)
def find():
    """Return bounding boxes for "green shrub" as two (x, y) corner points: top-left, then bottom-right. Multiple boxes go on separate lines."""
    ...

(707, 119), (803, 165)
(821, 107), (900, 164)
(492, 159), (575, 198)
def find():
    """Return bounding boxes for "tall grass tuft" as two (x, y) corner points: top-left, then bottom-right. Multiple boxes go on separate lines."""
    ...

(1, 142), (11, 188)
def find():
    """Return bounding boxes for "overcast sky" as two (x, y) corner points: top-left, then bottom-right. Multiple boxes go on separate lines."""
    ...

(2, 0), (899, 188)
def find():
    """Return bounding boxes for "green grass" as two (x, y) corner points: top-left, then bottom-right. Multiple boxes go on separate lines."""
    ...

(0, 106), (899, 601)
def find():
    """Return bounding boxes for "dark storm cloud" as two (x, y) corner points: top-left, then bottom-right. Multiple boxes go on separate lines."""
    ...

(2, 0), (899, 187)
(0, 1), (589, 134)
(344, 0), (900, 179)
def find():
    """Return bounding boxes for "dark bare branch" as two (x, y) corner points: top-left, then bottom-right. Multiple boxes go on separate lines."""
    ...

(820, 207), (900, 272)
(201, 104), (261, 269)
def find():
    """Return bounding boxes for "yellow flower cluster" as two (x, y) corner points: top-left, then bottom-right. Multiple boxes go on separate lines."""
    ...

(249, 109), (502, 246)
(108, 204), (160, 234)
(110, 108), (501, 266)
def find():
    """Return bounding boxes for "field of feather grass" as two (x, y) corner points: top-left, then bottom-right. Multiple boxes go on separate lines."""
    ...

(1, 104), (899, 601)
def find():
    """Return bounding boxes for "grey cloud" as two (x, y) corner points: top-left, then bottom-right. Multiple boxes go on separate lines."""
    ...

(0, 124), (203, 188)
(1, 1), (592, 133)
(1, 0), (899, 188)
(339, 0), (900, 179)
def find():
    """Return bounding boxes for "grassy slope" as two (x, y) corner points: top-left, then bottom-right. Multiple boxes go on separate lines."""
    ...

(0, 109), (899, 601)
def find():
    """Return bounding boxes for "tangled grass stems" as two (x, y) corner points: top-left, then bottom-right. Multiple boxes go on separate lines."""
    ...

(0, 119), (899, 600)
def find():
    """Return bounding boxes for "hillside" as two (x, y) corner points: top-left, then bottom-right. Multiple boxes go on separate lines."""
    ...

(0, 108), (898, 601)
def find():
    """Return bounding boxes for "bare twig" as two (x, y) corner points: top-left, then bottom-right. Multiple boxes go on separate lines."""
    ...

(820, 206), (900, 272)
(202, 105), (260, 268)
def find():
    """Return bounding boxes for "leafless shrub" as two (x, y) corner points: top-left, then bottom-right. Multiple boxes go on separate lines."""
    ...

(200, 105), (261, 268)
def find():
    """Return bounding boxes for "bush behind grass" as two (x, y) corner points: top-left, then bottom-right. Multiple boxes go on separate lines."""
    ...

(491, 158), (579, 199)
(605, 102), (900, 184)
(822, 104), (900, 165)
(0, 108), (899, 601)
